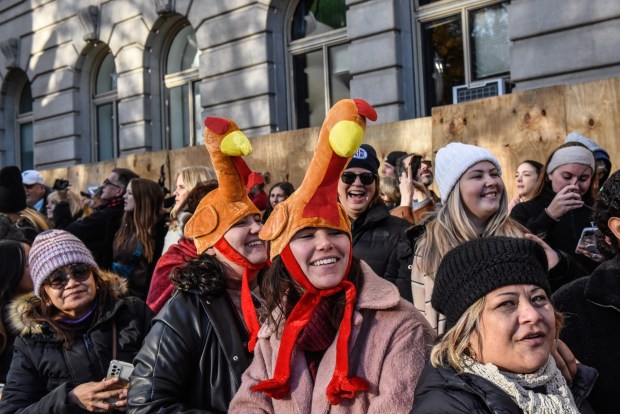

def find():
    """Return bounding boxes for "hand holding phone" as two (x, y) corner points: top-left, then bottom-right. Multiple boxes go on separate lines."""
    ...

(575, 226), (604, 262)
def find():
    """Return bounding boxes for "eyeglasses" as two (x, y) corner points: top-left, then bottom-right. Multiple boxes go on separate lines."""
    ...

(103, 178), (124, 189)
(46, 264), (92, 289)
(341, 172), (377, 185)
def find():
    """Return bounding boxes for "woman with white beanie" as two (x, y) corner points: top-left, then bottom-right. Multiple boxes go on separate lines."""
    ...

(410, 142), (526, 335)
(510, 141), (599, 273)
(409, 142), (585, 335)
(0, 229), (153, 413)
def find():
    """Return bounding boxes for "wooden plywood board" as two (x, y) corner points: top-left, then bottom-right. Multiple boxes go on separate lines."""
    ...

(366, 117), (433, 161)
(431, 85), (567, 199)
(34, 76), (620, 199)
(565, 77), (620, 168)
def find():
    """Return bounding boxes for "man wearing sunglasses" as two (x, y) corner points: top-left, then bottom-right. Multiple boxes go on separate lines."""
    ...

(68, 168), (138, 269)
(337, 144), (412, 301)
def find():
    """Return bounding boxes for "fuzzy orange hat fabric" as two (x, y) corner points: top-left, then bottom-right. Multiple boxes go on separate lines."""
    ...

(259, 99), (377, 259)
(184, 117), (261, 254)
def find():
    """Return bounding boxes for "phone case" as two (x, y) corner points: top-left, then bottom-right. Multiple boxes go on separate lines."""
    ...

(576, 227), (598, 254)
(106, 359), (134, 385)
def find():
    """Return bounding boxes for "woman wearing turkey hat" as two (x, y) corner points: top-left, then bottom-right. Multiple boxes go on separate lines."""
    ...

(127, 117), (269, 413)
(230, 99), (434, 413)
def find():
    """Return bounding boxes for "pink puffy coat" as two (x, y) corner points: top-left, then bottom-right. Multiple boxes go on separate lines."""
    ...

(230, 262), (435, 413)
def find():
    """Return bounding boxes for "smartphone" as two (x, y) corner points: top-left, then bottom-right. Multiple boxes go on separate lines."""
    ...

(576, 226), (599, 256)
(106, 359), (134, 390)
(104, 360), (134, 404)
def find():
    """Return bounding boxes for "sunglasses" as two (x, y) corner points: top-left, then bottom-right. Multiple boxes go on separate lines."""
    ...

(103, 178), (124, 189)
(341, 172), (377, 185)
(46, 264), (92, 289)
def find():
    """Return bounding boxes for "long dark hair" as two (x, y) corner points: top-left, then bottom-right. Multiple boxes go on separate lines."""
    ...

(261, 255), (364, 336)
(170, 253), (227, 298)
(263, 182), (295, 222)
(114, 178), (164, 262)
(170, 251), (268, 299)
(31, 269), (112, 346)
(0, 240), (27, 353)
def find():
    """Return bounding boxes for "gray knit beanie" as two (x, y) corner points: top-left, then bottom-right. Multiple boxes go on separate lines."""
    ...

(432, 236), (550, 330)
(435, 143), (502, 204)
(29, 229), (99, 297)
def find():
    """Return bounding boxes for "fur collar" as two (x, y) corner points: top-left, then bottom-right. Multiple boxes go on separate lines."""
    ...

(8, 270), (127, 336)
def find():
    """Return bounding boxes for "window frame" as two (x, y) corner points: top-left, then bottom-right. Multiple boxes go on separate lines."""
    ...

(15, 78), (34, 169)
(90, 50), (119, 162)
(286, 3), (349, 129)
(162, 22), (200, 149)
(413, 0), (510, 114)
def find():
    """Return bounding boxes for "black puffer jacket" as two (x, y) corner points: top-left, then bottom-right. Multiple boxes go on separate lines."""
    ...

(67, 201), (124, 270)
(351, 202), (412, 300)
(553, 254), (620, 414)
(411, 363), (597, 413)
(510, 185), (597, 273)
(127, 288), (253, 413)
(0, 272), (153, 414)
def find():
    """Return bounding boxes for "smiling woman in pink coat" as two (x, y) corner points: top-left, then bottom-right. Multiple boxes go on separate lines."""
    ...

(229, 99), (434, 413)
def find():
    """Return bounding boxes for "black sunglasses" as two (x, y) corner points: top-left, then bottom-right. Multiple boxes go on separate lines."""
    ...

(103, 178), (124, 189)
(341, 172), (377, 185)
(46, 264), (92, 289)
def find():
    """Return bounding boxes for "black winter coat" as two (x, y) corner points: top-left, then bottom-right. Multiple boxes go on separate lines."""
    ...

(67, 202), (124, 270)
(127, 288), (253, 413)
(411, 363), (597, 414)
(553, 254), (620, 414)
(0, 273), (153, 414)
(351, 202), (412, 301)
(510, 185), (597, 273)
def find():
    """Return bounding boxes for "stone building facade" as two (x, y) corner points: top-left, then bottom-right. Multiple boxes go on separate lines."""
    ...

(0, 0), (618, 170)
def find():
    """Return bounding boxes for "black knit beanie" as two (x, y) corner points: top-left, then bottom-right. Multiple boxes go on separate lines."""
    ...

(346, 144), (380, 175)
(385, 151), (407, 168)
(0, 166), (27, 214)
(432, 236), (550, 330)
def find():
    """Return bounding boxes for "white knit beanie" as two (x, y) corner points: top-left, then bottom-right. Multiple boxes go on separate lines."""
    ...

(435, 142), (502, 204)
(29, 229), (99, 297)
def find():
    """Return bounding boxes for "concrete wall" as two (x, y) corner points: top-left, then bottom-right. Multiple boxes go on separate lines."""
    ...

(509, 0), (620, 90)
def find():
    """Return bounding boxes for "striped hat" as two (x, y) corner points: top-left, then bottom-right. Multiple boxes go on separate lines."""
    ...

(29, 229), (99, 297)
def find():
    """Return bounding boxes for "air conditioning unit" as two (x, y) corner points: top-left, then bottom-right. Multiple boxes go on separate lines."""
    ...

(452, 78), (508, 104)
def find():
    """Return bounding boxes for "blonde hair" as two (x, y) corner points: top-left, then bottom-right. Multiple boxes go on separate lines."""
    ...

(17, 208), (50, 233)
(379, 176), (400, 204)
(416, 181), (527, 278)
(170, 167), (215, 227)
(47, 190), (82, 218)
(431, 297), (565, 372)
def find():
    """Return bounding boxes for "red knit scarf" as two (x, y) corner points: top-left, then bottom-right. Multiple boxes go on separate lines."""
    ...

(214, 238), (265, 352)
(251, 245), (369, 405)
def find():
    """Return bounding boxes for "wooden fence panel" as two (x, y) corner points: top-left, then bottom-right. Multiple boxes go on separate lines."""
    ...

(431, 85), (567, 198)
(36, 77), (619, 199)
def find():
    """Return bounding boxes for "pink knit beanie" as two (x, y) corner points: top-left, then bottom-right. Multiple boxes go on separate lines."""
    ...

(29, 229), (99, 297)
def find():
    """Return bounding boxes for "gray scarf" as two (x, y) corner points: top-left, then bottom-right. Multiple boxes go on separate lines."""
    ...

(463, 356), (579, 414)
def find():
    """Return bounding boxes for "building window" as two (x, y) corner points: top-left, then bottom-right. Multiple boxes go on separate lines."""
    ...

(415, 0), (510, 114)
(92, 52), (118, 161)
(164, 24), (200, 149)
(16, 81), (34, 169)
(288, 0), (349, 128)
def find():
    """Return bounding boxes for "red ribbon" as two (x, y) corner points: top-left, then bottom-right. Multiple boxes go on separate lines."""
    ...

(251, 245), (368, 404)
